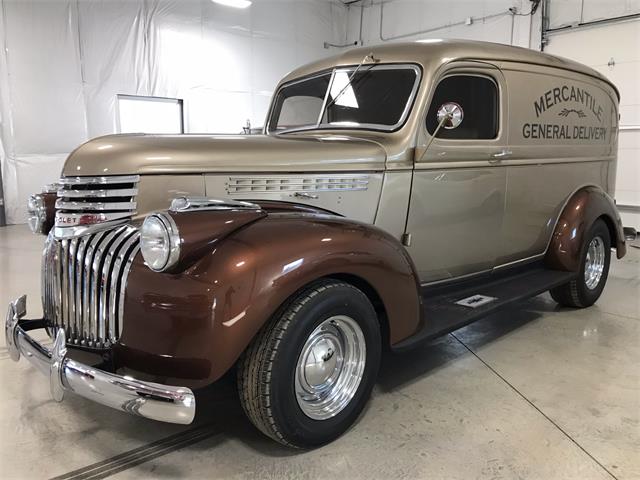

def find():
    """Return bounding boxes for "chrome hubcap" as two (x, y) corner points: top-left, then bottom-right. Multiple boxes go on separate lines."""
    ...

(584, 236), (605, 290)
(295, 315), (366, 420)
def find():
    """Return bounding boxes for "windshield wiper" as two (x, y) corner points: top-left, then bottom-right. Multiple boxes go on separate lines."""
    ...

(323, 53), (378, 112)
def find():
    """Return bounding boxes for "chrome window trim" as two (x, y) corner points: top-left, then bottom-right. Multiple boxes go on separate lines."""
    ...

(267, 63), (422, 134)
(424, 71), (502, 142)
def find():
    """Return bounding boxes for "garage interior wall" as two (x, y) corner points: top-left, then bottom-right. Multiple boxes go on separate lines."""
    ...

(544, 11), (640, 229)
(0, 0), (347, 225)
(343, 0), (543, 49)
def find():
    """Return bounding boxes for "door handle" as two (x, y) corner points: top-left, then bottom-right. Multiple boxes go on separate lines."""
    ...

(293, 192), (319, 200)
(491, 149), (512, 159)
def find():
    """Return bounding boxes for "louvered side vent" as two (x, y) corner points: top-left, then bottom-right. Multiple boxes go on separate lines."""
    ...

(226, 175), (369, 194)
(42, 225), (140, 348)
(55, 175), (139, 227)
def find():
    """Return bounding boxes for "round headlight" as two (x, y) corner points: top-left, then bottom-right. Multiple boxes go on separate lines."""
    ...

(27, 194), (46, 234)
(140, 214), (181, 272)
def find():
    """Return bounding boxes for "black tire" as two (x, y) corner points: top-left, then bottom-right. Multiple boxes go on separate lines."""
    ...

(550, 219), (611, 308)
(237, 279), (381, 448)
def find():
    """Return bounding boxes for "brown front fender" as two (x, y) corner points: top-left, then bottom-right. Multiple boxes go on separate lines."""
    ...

(116, 212), (422, 388)
(545, 186), (626, 272)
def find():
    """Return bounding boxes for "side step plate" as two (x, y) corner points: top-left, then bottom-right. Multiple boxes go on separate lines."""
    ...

(393, 266), (576, 351)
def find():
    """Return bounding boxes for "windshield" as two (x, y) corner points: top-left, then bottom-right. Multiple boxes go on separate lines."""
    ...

(267, 64), (420, 133)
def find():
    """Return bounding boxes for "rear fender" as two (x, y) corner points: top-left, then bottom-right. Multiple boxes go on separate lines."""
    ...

(545, 186), (626, 271)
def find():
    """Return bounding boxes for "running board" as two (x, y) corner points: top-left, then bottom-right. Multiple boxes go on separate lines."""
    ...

(393, 266), (576, 351)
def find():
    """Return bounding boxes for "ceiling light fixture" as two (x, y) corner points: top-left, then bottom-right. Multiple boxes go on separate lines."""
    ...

(211, 0), (252, 8)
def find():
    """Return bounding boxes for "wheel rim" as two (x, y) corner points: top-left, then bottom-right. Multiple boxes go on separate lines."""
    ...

(584, 236), (606, 290)
(295, 315), (366, 420)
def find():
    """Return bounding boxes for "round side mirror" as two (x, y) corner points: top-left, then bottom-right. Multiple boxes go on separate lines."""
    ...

(436, 102), (464, 129)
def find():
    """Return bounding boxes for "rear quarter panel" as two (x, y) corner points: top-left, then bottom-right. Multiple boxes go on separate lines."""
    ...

(497, 61), (619, 264)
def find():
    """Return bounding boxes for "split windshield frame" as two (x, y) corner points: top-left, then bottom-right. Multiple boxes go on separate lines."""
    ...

(266, 63), (422, 134)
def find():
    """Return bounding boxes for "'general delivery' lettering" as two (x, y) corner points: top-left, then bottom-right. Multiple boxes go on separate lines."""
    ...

(522, 123), (607, 141)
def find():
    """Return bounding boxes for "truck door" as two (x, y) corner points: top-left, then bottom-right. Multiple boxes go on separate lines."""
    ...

(406, 62), (508, 284)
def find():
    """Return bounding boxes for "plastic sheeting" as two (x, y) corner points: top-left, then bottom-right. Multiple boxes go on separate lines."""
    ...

(0, 0), (347, 224)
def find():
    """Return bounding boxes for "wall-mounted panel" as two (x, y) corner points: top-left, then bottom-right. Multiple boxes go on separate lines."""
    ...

(547, 0), (640, 29)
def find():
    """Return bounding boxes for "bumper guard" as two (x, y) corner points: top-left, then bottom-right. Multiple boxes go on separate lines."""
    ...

(5, 295), (195, 425)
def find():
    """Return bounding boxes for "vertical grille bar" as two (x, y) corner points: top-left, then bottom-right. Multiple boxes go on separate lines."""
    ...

(74, 237), (89, 344)
(99, 226), (130, 344)
(92, 227), (123, 347)
(109, 228), (140, 341)
(83, 232), (106, 346)
(41, 237), (49, 319)
(117, 244), (140, 339)
(61, 239), (69, 335)
(53, 241), (62, 326)
(67, 238), (78, 340)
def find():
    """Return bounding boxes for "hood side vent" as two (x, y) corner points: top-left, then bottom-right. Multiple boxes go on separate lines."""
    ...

(226, 174), (369, 195)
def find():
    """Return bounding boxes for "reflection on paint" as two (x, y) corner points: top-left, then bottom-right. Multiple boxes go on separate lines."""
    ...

(223, 310), (246, 327)
(282, 258), (303, 274)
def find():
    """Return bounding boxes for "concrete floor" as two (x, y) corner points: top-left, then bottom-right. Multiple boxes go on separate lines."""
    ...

(1, 224), (638, 480)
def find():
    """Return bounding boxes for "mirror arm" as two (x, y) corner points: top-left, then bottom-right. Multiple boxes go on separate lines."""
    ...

(417, 113), (451, 163)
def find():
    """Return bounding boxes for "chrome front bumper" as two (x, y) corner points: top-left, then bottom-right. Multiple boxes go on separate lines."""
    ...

(5, 295), (196, 425)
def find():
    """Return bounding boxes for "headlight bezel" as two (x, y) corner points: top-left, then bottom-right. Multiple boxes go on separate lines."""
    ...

(140, 213), (181, 272)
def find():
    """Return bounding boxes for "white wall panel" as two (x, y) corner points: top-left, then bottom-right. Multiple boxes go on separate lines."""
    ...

(548, 0), (640, 28)
(0, 0), (347, 224)
(582, 0), (640, 23)
(546, 19), (640, 228)
(345, 0), (536, 48)
(547, 0), (582, 28)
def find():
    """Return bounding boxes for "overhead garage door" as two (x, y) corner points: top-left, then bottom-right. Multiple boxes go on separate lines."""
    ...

(545, 18), (640, 229)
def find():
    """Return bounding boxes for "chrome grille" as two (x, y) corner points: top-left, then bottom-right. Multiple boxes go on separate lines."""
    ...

(42, 225), (140, 348)
(55, 175), (139, 227)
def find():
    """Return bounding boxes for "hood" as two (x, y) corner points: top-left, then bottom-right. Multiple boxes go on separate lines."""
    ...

(62, 133), (387, 177)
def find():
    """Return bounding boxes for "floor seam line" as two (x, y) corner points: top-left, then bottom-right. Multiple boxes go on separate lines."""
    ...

(49, 422), (219, 480)
(595, 310), (640, 321)
(450, 332), (619, 480)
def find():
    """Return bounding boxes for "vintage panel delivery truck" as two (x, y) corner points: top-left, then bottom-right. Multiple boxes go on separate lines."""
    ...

(7, 40), (634, 447)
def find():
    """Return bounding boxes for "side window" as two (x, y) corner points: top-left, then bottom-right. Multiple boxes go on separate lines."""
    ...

(426, 75), (498, 140)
